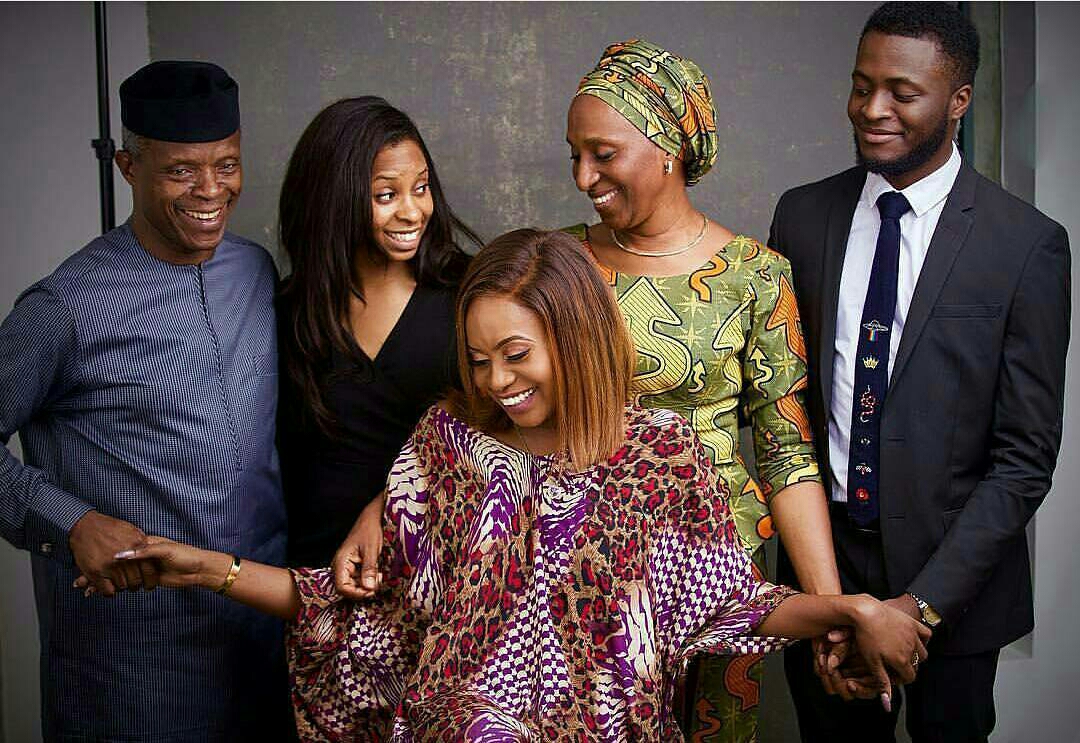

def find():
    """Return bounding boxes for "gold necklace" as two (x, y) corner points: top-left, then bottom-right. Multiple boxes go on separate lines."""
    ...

(513, 423), (533, 455)
(513, 424), (569, 479)
(611, 213), (708, 257)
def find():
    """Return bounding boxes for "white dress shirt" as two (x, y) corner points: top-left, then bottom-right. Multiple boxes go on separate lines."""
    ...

(829, 143), (962, 502)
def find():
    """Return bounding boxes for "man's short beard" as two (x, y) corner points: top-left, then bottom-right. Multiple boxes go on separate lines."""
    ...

(854, 112), (951, 178)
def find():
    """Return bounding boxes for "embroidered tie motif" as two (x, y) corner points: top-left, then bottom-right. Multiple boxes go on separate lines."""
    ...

(847, 190), (911, 527)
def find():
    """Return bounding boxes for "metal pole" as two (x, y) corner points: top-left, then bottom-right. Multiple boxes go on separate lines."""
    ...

(92, 1), (116, 232)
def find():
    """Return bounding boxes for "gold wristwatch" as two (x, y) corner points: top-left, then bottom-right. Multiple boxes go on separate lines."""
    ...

(908, 592), (942, 629)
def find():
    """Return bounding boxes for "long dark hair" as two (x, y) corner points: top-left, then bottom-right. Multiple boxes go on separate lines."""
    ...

(278, 96), (481, 434)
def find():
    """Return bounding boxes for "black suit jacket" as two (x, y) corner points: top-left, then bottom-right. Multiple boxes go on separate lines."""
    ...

(769, 161), (1070, 655)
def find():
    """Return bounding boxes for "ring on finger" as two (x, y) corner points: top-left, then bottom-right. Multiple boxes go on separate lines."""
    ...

(911, 652), (920, 669)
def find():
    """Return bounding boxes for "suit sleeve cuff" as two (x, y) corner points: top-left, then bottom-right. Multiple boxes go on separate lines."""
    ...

(906, 578), (953, 628)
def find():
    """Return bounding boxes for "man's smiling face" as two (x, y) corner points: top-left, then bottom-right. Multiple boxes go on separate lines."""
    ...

(117, 131), (242, 264)
(848, 31), (971, 189)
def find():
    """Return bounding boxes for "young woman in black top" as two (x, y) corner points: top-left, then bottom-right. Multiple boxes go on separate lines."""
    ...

(277, 97), (480, 593)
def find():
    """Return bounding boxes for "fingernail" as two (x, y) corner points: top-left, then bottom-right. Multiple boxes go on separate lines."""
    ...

(72, 580), (80, 588)
(880, 692), (891, 713)
(114, 550), (136, 559)
(83, 587), (94, 598)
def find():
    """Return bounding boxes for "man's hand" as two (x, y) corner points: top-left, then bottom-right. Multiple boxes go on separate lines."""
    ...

(834, 653), (900, 701)
(68, 511), (156, 596)
(332, 492), (386, 600)
(813, 628), (856, 699)
(846, 597), (932, 707)
(821, 593), (931, 702)
(884, 593), (923, 623)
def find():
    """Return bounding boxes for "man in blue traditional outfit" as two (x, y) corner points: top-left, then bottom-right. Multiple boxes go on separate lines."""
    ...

(0, 61), (291, 741)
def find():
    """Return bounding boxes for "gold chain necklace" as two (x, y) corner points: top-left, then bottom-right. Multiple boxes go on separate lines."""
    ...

(611, 213), (708, 257)
(513, 423), (533, 455)
(513, 424), (569, 479)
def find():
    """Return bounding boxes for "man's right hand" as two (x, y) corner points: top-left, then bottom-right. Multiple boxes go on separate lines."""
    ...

(68, 511), (155, 596)
(813, 628), (857, 700)
(332, 492), (386, 600)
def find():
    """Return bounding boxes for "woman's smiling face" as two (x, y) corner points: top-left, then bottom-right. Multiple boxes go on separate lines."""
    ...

(370, 139), (433, 261)
(465, 294), (556, 433)
(566, 94), (671, 233)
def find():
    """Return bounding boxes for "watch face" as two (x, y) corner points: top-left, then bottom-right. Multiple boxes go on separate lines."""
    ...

(911, 593), (942, 627)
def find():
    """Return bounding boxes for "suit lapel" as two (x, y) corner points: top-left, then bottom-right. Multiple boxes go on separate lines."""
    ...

(888, 163), (977, 394)
(818, 169), (864, 414)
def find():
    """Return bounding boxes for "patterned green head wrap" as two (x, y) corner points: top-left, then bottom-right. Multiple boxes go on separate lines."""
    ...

(575, 39), (718, 186)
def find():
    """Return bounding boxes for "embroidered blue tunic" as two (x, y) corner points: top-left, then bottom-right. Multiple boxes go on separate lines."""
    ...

(0, 224), (290, 742)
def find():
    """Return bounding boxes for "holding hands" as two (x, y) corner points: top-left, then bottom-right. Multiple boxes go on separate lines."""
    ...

(73, 535), (231, 594)
(68, 510), (159, 597)
(77, 535), (301, 620)
(757, 590), (928, 711)
(72, 491), (390, 609)
(815, 598), (932, 709)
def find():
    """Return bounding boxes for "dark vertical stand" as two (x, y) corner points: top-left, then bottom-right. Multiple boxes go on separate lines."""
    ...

(92, 1), (116, 233)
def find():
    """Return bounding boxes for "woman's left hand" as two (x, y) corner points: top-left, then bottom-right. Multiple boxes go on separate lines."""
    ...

(333, 491), (386, 600)
(847, 594), (931, 702)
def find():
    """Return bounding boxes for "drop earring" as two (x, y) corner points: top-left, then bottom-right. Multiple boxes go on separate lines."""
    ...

(664, 159), (673, 175)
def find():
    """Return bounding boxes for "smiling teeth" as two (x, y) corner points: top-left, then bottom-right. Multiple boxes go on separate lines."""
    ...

(389, 229), (421, 242)
(181, 207), (222, 221)
(591, 190), (617, 206)
(499, 388), (535, 407)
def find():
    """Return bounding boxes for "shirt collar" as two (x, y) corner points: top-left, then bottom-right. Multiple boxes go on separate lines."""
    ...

(861, 141), (962, 218)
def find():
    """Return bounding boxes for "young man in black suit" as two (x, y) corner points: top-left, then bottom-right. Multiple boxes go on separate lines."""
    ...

(769, 3), (1070, 740)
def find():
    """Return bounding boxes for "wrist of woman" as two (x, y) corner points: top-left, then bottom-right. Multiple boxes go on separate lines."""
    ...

(199, 550), (235, 590)
(827, 593), (869, 627)
(842, 594), (881, 627)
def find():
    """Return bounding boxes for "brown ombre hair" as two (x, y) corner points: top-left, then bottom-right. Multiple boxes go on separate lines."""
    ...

(454, 229), (635, 468)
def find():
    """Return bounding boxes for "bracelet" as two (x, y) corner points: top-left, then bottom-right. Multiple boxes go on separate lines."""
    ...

(216, 554), (242, 595)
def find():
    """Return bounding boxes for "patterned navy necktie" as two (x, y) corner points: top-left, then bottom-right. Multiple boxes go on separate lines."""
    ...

(847, 190), (911, 527)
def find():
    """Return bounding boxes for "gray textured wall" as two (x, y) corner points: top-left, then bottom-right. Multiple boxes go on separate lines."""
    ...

(148, 1), (876, 263)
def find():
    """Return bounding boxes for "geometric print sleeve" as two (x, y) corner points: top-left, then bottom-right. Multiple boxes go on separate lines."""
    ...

(286, 409), (442, 741)
(739, 250), (820, 501)
(660, 416), (799, 665)
(0, 287), (95, 559)
(286, 567), (402, 740)
(613, 410), (797, 673)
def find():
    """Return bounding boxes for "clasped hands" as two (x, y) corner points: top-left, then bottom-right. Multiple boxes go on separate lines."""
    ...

(70, 491), (391, 599)
(71, 512), (234, 596)
(814, 596), (931, 710)
(68, 510), (159, 597)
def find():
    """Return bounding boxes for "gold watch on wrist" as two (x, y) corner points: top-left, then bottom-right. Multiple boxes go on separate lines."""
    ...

(908, 591), (942, 629)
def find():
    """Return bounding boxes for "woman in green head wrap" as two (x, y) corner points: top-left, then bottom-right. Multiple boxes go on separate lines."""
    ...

(564, 39), (844, 743)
